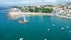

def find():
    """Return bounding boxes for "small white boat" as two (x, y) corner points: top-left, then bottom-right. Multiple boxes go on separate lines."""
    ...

(44, 38), (47, 40)
(20, 38), (24, 40)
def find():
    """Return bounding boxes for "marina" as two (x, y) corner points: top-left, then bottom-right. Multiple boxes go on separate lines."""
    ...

(0, 7), (71, 40)
(0, 0), (71, 40)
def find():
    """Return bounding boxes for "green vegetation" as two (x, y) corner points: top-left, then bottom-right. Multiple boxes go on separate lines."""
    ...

(41, 8), (53, 13)
(14, 6), (53, 13)
(34, 7), (41, 12)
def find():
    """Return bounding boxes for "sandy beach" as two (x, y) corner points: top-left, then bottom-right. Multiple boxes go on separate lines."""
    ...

(8, 12), (71, 19)
(23, 12), (52, 16)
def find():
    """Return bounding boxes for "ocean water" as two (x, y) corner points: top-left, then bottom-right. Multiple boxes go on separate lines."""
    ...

(0, 7), (71, 40)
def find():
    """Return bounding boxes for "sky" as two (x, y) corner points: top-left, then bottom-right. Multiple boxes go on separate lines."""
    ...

(0, 0), (71, 6)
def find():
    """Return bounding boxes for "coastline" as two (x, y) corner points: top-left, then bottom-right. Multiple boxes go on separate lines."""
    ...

(55, 15), (71, 19)
(8, 12), (71, 19)
(25, 12), (71, 19)
(23, 12), (52, 16)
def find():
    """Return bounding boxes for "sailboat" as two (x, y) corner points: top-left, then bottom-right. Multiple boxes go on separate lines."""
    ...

(19, 14), (28, 24)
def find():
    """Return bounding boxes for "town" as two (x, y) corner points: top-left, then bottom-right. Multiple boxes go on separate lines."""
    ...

(9, 4), (71, 20)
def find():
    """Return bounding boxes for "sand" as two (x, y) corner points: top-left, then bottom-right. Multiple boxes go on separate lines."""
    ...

(8, 12), (71, 19)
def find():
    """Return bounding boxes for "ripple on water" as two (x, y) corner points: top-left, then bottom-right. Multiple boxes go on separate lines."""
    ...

(69, 31), (71, 33)
(52, 24), (56, 26)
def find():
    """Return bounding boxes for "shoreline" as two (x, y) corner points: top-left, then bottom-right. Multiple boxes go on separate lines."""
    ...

(23, 12), (52, 16)
(55, 15), (71, 19)
(8, 12), (71, 19)
(22, 12), (71, 19)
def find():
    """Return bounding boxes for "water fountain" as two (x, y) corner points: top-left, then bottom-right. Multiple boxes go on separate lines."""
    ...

(18, 14), (28, 24)
(8, 8), (28, 24)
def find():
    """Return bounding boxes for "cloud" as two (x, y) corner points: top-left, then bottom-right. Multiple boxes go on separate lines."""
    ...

(0, 0), (71, 6)
(44, 0), (57, 2)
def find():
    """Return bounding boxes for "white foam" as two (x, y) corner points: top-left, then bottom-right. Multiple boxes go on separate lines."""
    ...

(69, 31), (71, 33)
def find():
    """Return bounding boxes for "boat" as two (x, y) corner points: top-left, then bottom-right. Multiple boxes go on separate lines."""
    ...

(20, 38), (24, 40)
(44, 38), (47, 40)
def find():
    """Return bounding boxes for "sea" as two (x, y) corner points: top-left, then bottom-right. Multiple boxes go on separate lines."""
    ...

(0, 7), (71, 40)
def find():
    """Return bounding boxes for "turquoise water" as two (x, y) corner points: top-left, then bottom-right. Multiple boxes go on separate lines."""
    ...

(0, 8), (71, 40)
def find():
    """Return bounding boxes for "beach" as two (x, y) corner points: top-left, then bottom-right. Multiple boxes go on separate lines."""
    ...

(8, 12), (71, 19)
